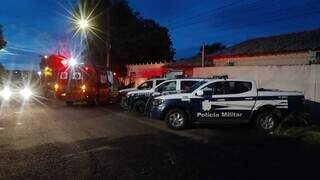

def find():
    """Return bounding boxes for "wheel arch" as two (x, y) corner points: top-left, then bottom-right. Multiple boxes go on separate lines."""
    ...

(130, 97), (146, 109)
(250, 104), (282, 121)
(161, 105), (192, 121)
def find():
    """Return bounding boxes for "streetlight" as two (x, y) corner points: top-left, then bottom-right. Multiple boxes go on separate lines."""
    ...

(77, 19), (89, 30)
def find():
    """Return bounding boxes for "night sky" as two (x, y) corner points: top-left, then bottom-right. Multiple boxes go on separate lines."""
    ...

(1, 0), (320, 70)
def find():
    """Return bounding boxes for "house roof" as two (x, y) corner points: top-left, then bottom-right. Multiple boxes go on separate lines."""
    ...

(164, 56), (213, 68)
(213, 29), (320, 58)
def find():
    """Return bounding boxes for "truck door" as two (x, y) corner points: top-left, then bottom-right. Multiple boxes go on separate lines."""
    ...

(194, 81), (255, 122)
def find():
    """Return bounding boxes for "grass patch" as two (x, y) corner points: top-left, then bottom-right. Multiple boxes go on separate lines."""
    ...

(275, 113), (320, 144)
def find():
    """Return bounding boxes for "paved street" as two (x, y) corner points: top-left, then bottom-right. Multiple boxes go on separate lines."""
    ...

(0, 101), (319, 180)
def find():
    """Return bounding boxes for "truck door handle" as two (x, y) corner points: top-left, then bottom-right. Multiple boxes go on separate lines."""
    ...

(217, 99), (225, 101)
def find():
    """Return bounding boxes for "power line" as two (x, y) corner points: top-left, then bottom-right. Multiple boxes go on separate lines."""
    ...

(169, 0), (320, 32)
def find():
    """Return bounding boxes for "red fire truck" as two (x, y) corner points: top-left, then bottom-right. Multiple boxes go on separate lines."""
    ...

(54, 60), (117, 106)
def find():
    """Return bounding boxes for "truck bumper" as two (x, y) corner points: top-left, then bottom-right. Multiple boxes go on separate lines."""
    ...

(55, 91), (95, 102)
(149, 106), (164, 120)
(120, 97), (129, 109)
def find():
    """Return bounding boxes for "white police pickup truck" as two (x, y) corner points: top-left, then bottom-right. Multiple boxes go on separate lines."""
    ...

(119, 78), (167, 94)
(150, 79), (304, 132)
(126, 78), (205, 114)
(119, 78), (167, 107)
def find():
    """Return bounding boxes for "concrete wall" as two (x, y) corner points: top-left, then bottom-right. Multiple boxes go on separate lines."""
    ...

(193, 64), (319, 102)
(213, 52), (310, 66)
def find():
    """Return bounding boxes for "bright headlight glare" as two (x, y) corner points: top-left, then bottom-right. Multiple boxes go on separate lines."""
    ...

(0, 87), (12, 100)
(20, 88), (33, 99)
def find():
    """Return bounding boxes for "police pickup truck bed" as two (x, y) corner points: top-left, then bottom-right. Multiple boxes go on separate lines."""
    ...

(150, 79), (304, 132)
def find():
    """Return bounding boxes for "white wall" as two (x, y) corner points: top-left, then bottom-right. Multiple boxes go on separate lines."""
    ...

(126, 63), (166, 77)
(213, 52), (310, 66)
(193, 65), (320, 103)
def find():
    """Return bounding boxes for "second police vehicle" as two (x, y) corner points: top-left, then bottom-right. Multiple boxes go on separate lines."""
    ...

(125, 78), (206, 114)
(150, 78), (305, 132)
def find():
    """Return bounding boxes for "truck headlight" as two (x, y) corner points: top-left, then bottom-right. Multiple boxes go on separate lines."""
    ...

(152, 99), (164, 106)
(20, 87), (33, 99)
(0, 87), (12, 100)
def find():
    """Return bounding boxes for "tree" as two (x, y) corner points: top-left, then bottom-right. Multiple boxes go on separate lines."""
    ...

(75, 0), (175, 75)
(198, 42), (226, 55)
(0, 25), (6, 49)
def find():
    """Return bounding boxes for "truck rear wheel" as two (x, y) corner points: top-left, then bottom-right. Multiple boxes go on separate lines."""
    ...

(88, 96), (99, 106)
(165, 109), (188, 130)
(255, 111), (279, 133)
(133, 100), (146, 114)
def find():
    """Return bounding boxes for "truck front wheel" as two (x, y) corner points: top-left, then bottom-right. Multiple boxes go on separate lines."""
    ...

(255, 111), (279, 133)
(132, 100), (146, 114)
(165, 109), (188, 130)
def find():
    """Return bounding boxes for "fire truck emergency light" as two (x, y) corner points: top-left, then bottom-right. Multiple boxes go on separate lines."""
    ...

(69, 57), (78, 67)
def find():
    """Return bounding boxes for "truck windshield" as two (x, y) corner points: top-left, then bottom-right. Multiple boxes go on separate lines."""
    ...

(186, 81), (207, 93)
(137, 81), (153, 90)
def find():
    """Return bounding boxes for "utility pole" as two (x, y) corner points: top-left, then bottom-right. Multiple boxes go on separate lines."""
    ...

(201, 43), (205, 68)
(106, 7), (111, 68)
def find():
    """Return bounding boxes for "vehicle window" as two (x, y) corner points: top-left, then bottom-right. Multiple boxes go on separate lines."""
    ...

(155, 81), (177, 93)
(137, 81), (153, 90)
(202, 82), (226, 95)
(227, 81), (252, 94)
(187, 81), (207, 93)
(201, 81), (252, 95)
(181, 81), (198, 91)
(156, 80), (166, 85)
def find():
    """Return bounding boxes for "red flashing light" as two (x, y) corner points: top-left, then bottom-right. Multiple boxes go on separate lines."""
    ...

(113, 72), (117, 76)
(61, 59), (68, 66)
(84, 66), (89, 71)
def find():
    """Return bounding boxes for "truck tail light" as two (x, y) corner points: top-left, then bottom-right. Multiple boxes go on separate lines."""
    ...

(54, 83), (59, 91)
(81, 85), (86, 92)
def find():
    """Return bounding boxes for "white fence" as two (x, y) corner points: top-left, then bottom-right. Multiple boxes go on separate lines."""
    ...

(193, 64), (320, 103)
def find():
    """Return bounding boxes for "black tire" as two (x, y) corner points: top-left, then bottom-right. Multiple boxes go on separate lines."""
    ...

(165, 109), (188, 130)
(66, 101), (74, 106)
(254, 110), (279, 133)
(133, 100), (146, 114)
(88, 96), (99, 106)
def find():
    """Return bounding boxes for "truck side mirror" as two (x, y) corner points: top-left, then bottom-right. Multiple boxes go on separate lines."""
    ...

(196, 90), (204, 96)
